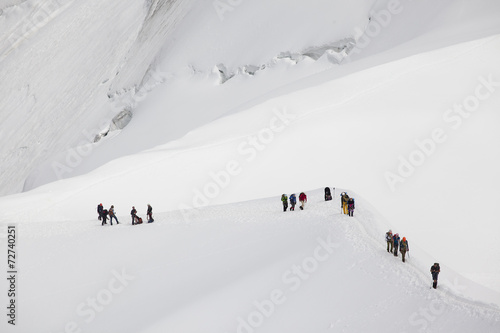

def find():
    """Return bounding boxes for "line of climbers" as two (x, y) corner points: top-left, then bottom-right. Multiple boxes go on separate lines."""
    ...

(97, 203), (154, 226)
(97, 191), (441, 289)
(281, 192), (307, 211)
(280, 188), (356, 217)
(385, 229), (441, 288)
(385, 229), (410, 262)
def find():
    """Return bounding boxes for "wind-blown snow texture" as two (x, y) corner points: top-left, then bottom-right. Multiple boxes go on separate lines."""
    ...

(1, 0), (500, 331)
(0, 0), (193, 195)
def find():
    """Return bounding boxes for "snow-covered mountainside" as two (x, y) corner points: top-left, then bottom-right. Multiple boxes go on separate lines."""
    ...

(4, 190), (500, 332)
(1, 0), (500, 331)
(0, 0), (194, 195)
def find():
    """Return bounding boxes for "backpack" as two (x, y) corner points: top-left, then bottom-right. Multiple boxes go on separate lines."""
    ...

(290, 194), (296, 204)
(385, 232), (392, 241)
(324, 187), (331, 195)
(281, 194), (288, 202)
(299, 192), (306, 201)
(393, 234), (400, 245)
(102, 209), (108, 216)
(347, 198), (355, 209)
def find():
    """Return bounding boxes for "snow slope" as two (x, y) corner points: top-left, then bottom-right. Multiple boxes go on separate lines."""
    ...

(0, 0), (194, 195)
(6, 32), (500, 294)
(1, 0), (500, 330)
(1, 190), (499, 333)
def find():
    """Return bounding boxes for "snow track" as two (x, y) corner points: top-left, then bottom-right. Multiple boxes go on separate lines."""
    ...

(10, 189), (500, 333)
(1, 1), (500, 331)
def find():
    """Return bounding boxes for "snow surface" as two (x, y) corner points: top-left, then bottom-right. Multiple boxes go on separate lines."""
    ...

(1, 0), (500, 331)
(0, 0), (194, 195)
(3, 190), (500, 333)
